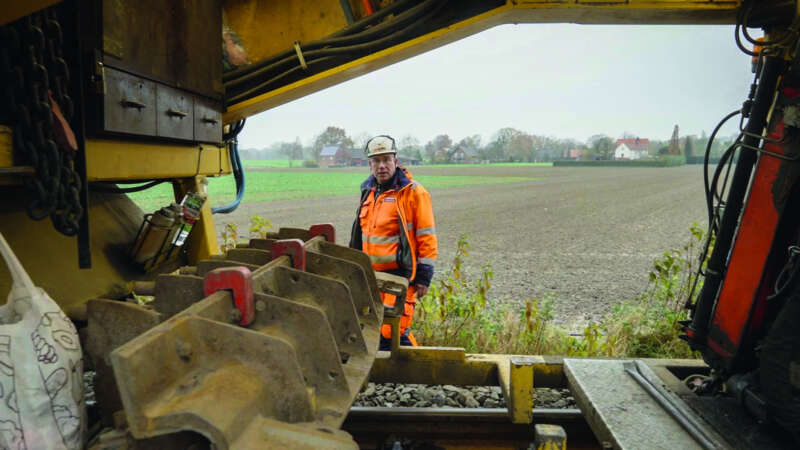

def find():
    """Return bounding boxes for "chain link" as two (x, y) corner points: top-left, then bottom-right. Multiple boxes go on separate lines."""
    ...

(1, 8), (83, 236)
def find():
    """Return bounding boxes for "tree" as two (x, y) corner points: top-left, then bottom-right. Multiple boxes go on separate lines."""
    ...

(486, 127), (524, 162)
(280, 138), (304, 167)
(589, 135), (614, 160)
(507, 132), (534, 162)
(424, 134), (453, 163)
(312, 126), (353, 160)
(399, 135), (423, 161)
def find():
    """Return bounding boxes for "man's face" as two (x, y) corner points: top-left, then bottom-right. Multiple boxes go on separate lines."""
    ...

(369, 153), (397, 184)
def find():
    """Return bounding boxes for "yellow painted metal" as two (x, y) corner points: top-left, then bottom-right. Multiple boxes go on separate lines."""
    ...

(225, 0), (740, 123)
(0, 189), (144, 311)
(224, 0), (349, 65)
(0, 126), (12, 167)
(371, 349), (564, 387)
(2, 0), (62, 26)
(507, 357), (535, 424)
(534, 424), (567, 450)
(173, 176), (221, 264)
(85, 139), (231, 181)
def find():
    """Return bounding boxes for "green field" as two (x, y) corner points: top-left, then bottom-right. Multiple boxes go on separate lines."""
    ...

(128, 169), (533, 211)
(241, 160), (295, 168)
(241, 160), (553, 169)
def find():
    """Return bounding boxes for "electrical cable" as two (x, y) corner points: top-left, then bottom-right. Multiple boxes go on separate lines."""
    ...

(224, 0), (445, 102)
(223, 0), (423, 85)
(740, 0), (794, 47)
(212, 119), (246, 214)
(703, 109), (741, 230)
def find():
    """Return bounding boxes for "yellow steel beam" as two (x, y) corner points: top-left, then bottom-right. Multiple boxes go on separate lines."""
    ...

(0, 126), (12, 167)
(173, 176), (221, 263)
(224, 0), (741, 123)
(85, 139), (231, 181)
(224, 0), (350, 65)
(2, 0), (62, 26)
(370, 348), (566, 388)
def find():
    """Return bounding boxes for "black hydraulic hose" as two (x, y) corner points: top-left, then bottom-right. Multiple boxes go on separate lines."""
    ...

(225, 0), (437, 95)
(227, 0), (446, 103)
(224, 0), (424, 86)
(689, 55), (785, 349)
(226, 56), (341, 105)
(213, 120), (246, 214)
(703, 109), (741, 231)
(89, 180), (166, 194)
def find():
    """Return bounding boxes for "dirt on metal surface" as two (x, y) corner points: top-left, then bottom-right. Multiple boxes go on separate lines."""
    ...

(219, 165), (707, 329)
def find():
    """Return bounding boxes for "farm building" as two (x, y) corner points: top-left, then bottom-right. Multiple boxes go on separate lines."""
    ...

(614, 138), (649, 160)
(319, 145), (352, 167)
(450, 146), (479, 163)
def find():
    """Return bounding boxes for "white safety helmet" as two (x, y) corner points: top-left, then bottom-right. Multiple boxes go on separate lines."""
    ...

(365, 135), (397, 158)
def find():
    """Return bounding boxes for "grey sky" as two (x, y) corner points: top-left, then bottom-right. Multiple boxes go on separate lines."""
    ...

(238, 24), (754, 149)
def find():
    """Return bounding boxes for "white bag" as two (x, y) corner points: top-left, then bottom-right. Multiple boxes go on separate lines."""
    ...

(0, 232), (85, 449)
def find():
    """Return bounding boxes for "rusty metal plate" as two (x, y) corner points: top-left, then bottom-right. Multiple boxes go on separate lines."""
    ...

(112, 316), (315, 444)
(194, 97), (222, 143)
(102, 0), (222, 99)
(107, 228), (382, 448)
(103, 67), (156, 136)
(156, 85), (194, 140)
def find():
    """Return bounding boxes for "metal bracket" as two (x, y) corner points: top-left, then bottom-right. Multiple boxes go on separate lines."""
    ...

(375, 272), (408, 317)
(309, 223), (335, 242)
(272, 238), (306, 270)
(203, 266), (255, 326)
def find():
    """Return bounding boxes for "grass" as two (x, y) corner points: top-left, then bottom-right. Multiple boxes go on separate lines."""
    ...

(127, 170), (533, 211)
(414, 224), (707, 358)
(241, 160), (295, 168)
(419, 162), (553, 168)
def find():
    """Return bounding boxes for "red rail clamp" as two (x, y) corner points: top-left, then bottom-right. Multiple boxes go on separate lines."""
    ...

(309, 223), (335, 243)
(203, 266), (255, 326)
(272, 239), (306, 271)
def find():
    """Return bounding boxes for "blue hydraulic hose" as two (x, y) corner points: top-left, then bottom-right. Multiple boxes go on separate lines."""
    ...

(212, 120), (246, 214)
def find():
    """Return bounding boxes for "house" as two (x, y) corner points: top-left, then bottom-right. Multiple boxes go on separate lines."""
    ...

(614, 138), (650, 160)
(568, 149), (587, 160)
(318, 145), (352, 167)
(398, 155), (421, 166)
(450, 146), (478, 163)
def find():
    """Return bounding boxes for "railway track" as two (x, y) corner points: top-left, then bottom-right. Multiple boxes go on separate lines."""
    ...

(343, 407), (599, 449)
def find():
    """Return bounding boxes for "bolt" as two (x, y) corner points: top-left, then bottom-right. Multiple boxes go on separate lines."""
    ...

(229, 308), (243, 323)
(347, 333), (358, 343)
(176, 340), (192, 361)
(256, 300), (266, 312)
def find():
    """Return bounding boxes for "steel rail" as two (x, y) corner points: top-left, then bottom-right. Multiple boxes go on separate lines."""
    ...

(343, 407), (599, 449)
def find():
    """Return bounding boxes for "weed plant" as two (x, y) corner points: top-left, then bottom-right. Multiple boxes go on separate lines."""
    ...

(414, 224), (708, 358)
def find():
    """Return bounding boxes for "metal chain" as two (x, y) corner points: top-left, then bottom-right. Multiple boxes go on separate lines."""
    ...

(1, 9), (83, 236)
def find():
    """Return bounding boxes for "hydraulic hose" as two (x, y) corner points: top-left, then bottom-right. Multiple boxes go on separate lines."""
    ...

(689, 55), (785, 351)
(227, 0), (446, 103)
(212, 119), (246, 214)
(225, 0), (438, 95)
(223, 0), (418, 83)
(89, 180), (167, 194)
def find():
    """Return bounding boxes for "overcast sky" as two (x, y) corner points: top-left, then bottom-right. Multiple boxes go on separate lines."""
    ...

(238, 23), (754, 149)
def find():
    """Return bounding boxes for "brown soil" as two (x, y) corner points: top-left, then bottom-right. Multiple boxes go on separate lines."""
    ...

(216, 165), (707, 330)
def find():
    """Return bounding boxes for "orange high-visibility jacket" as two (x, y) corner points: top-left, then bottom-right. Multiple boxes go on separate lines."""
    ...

(349, 166), (437, 336)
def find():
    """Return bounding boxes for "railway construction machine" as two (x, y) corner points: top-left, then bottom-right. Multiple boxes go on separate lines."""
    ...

(1, 0), (800, 448)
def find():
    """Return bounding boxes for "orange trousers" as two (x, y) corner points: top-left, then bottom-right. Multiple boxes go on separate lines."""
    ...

(380, 284), (418, 345)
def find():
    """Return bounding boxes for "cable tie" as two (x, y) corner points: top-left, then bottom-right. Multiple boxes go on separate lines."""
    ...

(293, 41), (308, 71)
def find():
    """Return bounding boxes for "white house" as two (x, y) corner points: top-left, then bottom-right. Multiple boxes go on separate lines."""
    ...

(614, 143), (646, 160)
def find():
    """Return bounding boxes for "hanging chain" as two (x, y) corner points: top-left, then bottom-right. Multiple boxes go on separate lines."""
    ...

(0, 8), (83, 236)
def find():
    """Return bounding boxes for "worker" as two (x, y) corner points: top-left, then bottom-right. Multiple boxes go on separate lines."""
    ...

(349, 135), (438, 350)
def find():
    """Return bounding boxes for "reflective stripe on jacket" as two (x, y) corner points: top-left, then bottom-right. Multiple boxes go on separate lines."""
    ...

(350, 166), (437, 286)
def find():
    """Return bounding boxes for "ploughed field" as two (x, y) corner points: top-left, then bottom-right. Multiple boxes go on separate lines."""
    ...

(215, 164), (707, 330)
